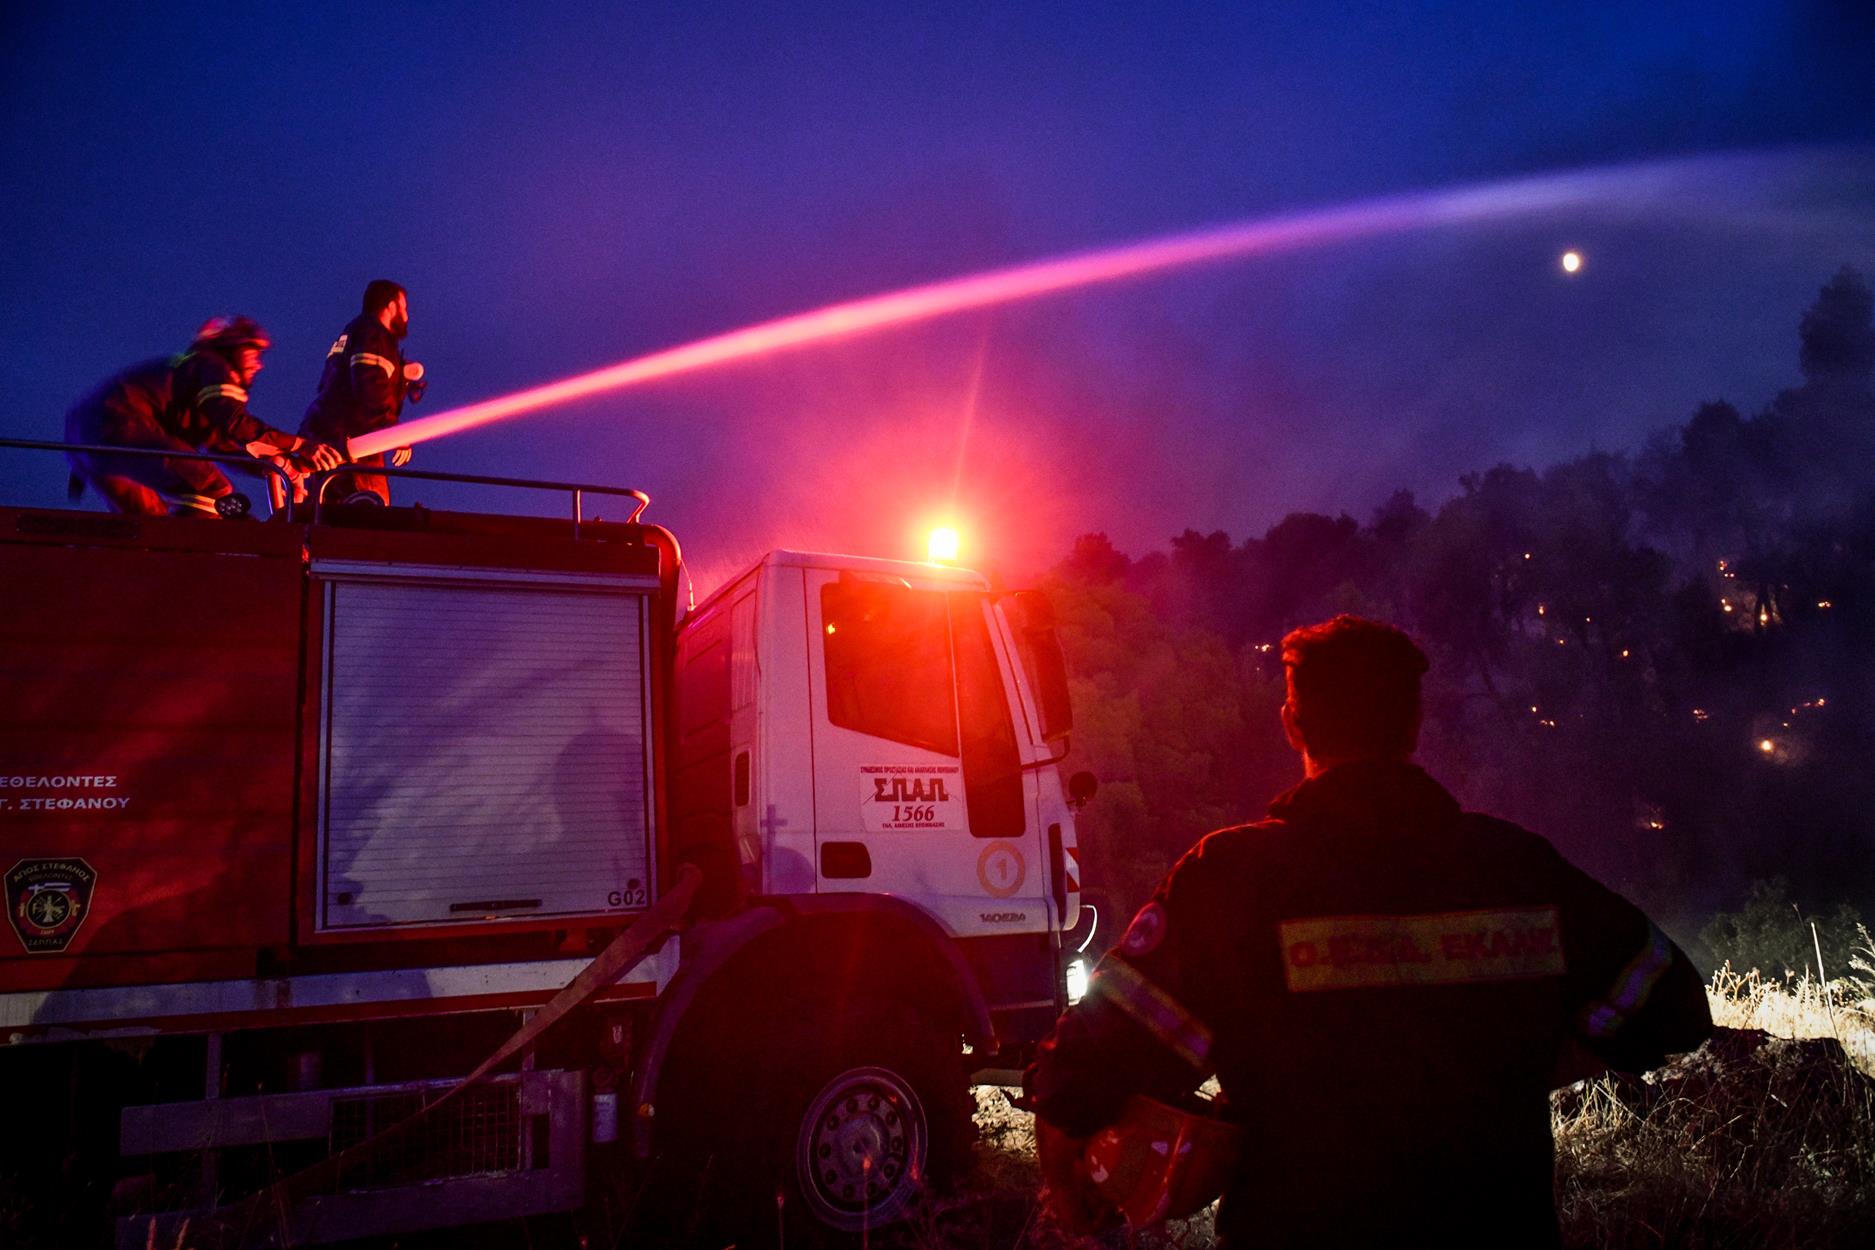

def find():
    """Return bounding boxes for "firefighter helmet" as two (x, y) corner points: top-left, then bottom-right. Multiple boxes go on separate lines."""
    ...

(192, 315), (272, 352)
(1079, 1094), (1241, 1228)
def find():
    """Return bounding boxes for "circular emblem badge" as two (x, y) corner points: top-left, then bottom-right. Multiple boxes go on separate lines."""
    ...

(976, 842), (1027, 899)
(6, 858), (98, 955)
(25, 890), (71, 929)
(1120, 902), (1167, 956)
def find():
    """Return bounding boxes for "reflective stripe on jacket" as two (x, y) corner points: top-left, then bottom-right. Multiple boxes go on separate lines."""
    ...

(300, 313), (405, 447)
(66, 352), (293, 454)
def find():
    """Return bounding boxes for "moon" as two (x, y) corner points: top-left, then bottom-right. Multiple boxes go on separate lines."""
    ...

(1560, 250), (1583, 274)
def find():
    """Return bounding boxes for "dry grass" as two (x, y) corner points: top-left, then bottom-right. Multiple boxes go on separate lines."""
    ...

(1550, 937), (1875, 1250)
(1703, 933), (1875, 1077)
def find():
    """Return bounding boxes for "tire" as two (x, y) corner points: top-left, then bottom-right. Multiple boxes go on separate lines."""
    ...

(790, 1061), (930, 1232)
(772, 1002), (967, 1244)
(641, 999), (966, 1248)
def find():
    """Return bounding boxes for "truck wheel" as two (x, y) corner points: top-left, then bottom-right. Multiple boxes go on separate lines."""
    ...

(639, 1001), (967, 1247)
(793, 1061), (926, 1230)
(774, 1005), (965, 1242)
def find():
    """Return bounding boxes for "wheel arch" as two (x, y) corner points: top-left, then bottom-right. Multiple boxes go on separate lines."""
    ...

(629, 894), (993, 1156)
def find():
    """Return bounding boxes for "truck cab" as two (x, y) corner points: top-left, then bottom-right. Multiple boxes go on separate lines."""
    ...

(671, 551), (1081, 1046)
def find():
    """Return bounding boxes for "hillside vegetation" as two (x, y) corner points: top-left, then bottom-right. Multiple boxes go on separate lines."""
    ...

(1042, 267), (1875, 958)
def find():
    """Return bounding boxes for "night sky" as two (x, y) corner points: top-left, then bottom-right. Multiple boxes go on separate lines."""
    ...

(4, 3), (1872, 589)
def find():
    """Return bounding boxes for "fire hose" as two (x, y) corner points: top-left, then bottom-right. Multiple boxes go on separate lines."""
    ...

(140, 863), (702, 1248)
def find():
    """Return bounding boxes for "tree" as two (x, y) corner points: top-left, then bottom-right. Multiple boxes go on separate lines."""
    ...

(1798, 266), (1875, 387)
(1244, 512), (1364, 642)
(1059, 532), (1131, 585)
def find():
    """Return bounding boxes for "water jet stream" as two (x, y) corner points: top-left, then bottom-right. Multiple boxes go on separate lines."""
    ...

(350, 151), (1807, 460)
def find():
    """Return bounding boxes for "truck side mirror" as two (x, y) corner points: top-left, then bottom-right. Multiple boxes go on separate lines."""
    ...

(1005, 590), (1073, 744)
(1068, 770), (1098, 809)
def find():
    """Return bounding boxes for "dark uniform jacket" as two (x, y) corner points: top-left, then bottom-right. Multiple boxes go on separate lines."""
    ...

(1026, 760), (1712, 1249)
(299, 313), (405, 450)
(65, 351), (299, 514)
(68, 351), (295, 454)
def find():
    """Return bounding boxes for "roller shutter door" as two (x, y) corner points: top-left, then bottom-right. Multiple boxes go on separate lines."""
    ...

(319, 574), (653, 930)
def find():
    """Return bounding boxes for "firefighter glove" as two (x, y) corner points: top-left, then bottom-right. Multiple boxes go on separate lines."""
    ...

(403, 360), (427, 404)
(390, 446), (413, 468)
(298, 440), (346, 472)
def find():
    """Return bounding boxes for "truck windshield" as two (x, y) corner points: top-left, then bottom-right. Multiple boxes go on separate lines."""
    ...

(822, 579), (958, 755)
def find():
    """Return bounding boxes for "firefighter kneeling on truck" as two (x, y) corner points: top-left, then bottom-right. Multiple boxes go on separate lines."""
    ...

(65, 316), (342, 517)
(1026, 614), (1713, 1248)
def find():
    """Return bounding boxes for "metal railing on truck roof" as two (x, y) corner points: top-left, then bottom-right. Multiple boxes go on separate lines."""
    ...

(305, 465), (651, 536)
(0, 436), (298, 517)
(0, 438), (652, 537)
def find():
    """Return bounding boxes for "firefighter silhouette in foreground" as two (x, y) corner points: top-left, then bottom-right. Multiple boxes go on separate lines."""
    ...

(1026, 614), (1713, 1247)
(65, 317), (342, 517)
(299, 279), (424, 507)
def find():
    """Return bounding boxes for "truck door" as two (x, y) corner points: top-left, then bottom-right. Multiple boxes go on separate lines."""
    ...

(805, 572), (1047, 939)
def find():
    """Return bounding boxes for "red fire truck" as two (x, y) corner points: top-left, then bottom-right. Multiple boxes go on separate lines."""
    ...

(0, 446), (1089, 1246)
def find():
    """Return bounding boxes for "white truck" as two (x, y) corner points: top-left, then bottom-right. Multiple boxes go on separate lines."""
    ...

(0, 449), (1091, 1246)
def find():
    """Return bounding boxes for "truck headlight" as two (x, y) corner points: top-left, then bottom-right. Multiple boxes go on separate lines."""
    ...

(1065, 956), (1089, 1005)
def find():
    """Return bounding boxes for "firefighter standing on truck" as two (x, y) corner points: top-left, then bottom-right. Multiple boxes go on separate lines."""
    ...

(65, 317), (343, 517)
(299, 279), (422, 507)
(1025, 615), (1713, 1248)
